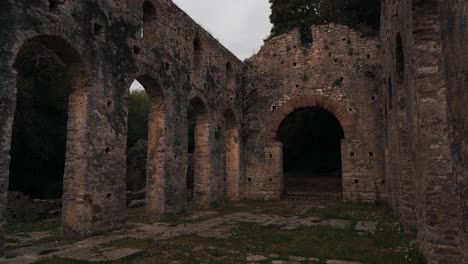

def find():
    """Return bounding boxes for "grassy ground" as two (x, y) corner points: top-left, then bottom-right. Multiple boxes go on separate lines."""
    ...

(6, 200), (426, 264)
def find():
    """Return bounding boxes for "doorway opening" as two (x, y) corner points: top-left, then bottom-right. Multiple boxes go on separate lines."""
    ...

(278, 107), (344, 195)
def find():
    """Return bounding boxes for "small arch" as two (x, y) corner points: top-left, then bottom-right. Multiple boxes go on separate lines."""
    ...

(142, 1), (157, 48)
(396, 33), (404, 81)
(223, 109), (240, 201)
(187, 96), (211, 207)
(193, 35), (203, 70)
(225, 62), (235, 98)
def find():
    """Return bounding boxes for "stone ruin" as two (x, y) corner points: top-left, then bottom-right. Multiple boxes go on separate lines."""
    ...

(0, 0), (466, 263)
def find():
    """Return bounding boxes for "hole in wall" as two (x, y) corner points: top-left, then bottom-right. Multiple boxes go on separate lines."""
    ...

(248, 178), (252, 182)
(396, 33), (405, 81)
(133, 46), (141, 55)
(369, 152), (374, 157)
(106, 193), (112, 199)
(354, 179), (359, 184)
(193, 35), (203, 69)
(94, 23), (103, 36)
(351, 152), (355, 157)
(49, 0), (62, 11)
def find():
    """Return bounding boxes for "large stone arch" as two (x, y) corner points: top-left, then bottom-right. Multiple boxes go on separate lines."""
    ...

(266, 94), (356, 143)
(263, 94), (360, 200)
(2, 34), (92, 240)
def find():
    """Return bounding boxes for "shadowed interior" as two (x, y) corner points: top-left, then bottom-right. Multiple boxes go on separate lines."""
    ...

(278, 107), (344, 194)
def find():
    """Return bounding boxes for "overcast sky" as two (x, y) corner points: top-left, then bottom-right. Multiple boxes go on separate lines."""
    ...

(132, 1), (272, 91)
(173, 0), (272, 60)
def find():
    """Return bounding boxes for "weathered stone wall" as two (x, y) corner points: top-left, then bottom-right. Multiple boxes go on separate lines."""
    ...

(440, 1), (468, 261)
(243, 25), (383, 202)
(0, 0), (243, 253)
(380, 0), (468, 262)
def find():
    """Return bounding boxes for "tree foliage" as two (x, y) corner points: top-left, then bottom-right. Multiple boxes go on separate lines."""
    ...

(268, 0), (381, 41)
(127, 90), (149, 149)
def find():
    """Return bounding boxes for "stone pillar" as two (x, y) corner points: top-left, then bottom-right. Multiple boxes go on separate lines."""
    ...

(0, 72), (17, 254)
(145, 103), (167, 219)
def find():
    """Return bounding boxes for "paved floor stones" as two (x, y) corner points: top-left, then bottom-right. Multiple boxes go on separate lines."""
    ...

(0, 202), (379, 264)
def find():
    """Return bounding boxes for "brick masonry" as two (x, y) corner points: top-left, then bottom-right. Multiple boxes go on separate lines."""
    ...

(242, 25), (383, 202)
(0, 0), (467, 263)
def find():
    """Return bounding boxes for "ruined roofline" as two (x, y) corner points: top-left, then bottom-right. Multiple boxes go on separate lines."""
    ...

(163, 0), (243, 64)
(247, 23), (379, 62)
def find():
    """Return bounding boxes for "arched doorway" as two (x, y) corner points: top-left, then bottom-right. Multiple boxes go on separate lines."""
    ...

(278, 107), (344, 196)
(223, 109), (240, 201)
(8, 35), (90, 237)
(187, 97), (210, 208)
(127, 76), (166, 219)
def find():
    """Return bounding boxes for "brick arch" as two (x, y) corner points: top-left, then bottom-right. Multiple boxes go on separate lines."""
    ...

(7, 33), (92, 239)
(222, 108), (240, 201)
(126, 75), (168, 219)
(266, 95), (355, 143)
(186, 91), (212, 208)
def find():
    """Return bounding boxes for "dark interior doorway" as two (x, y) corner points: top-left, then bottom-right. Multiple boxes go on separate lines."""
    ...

(9, 41), (72, 199)
(278, 107), (344, 194)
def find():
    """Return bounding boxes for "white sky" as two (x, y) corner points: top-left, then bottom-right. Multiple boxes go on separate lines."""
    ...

(173, 0), (272, 60)
(132, 0), (272, 91)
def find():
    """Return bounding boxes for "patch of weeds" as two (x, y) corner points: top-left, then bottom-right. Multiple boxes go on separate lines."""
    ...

(101, 237), (156, 251)
(126, 207), (150, 223)
(6, 218), (60, 234)
(168, 221), (424, 264)
(33, 257), (92, 264)
(302, 202), (388, 222)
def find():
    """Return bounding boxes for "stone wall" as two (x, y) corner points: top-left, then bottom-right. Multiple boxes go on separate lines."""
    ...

(0, 0), (243, 253)
(380, 0), (468, 262)
(242, 25), (382, 202)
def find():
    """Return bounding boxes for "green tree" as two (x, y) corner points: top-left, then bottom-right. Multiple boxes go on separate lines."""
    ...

(127, 90), (149, 149)
(268, 0), (381, 42)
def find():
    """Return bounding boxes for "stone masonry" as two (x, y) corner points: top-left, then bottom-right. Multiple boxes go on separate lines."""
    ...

(0, 0), (467, 263)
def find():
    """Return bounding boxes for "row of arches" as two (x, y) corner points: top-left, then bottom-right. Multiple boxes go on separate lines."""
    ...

(6, 34), (240, 232)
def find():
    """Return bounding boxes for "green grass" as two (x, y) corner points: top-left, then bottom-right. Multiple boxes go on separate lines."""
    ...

(34, 257), (92, 264)
(29, 201), (425, 264)
(5, 218), (60, 234)
(101, 238), (156, 251)
(168, 221), (424, 264)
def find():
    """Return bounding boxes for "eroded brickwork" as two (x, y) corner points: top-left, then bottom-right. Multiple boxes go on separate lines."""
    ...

(243, 26), (383, 202)
(0, 0), (243, 252)
(380, 0), (468, 262)
(0, 0), (467, 263)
